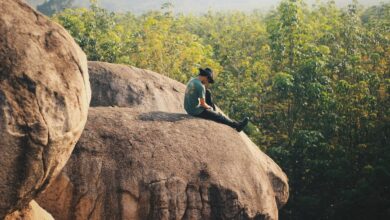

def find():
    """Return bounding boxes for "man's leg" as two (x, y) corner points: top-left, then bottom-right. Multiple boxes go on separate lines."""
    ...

(205, 89), (216, 111)
(197, 109), (238, 129)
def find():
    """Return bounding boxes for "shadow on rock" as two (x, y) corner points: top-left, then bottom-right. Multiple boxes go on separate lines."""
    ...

(138, 111), (195, 122)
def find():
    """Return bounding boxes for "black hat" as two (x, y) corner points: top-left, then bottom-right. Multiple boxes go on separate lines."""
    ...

(199, 68), (215, 83)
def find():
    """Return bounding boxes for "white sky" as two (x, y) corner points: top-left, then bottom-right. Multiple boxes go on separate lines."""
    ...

(27, 0), (390, 13)
(174, 0), (386, 11)
(95, 0), (389, 13)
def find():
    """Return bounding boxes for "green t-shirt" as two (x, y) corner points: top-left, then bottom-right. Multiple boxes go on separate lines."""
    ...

(184, 77), (206, 116)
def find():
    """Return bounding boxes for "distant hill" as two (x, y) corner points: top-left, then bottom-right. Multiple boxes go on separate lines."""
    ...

(25, 0), (45, 7)
(26, 0), (388, 14)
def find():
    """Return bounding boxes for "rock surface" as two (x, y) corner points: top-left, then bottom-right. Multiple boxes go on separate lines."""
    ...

(38, 108), (288, 220)
(37, 62), (288, 220)
(0, 0), (91, 217)
(88, 61), (185, 112)
(5, 200), (53, 220)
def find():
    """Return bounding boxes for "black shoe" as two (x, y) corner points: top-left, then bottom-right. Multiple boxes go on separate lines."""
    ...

(236, 117), (249, 132)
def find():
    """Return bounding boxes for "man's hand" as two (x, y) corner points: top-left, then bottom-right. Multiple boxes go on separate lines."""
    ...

(199, 98), (213, 110)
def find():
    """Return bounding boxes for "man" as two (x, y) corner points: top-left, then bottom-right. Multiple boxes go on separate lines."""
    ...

(184, 68), (249, 132)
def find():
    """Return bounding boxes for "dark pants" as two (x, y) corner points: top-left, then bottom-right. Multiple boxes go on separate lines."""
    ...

(196, 90), (238, 129)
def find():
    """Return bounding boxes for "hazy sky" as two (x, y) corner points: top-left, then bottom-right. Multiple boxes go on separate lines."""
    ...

(27, 0), (389, 13)
(104, 0), (387, 13)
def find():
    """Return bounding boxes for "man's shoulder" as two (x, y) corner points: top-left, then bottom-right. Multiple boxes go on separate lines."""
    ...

(186, 77), (195, 85)
(193, 78), (204, 88)
(187, 78), (201, 87)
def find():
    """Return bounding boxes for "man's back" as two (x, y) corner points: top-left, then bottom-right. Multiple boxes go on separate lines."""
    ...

(184, 77), (205, 116)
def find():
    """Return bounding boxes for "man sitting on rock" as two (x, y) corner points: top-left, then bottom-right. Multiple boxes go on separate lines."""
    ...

(184, 68), (249, 132)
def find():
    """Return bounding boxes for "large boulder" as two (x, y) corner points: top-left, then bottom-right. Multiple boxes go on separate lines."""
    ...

(37, 62), (288, 219)
(38, 108), (288, 220)
(0, 0), (91, 217)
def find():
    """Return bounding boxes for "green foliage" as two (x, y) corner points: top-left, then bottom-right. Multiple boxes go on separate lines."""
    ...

(53, 1), (220, 82)
(273, 72), (294, 98)
(52, 1), (390, 219)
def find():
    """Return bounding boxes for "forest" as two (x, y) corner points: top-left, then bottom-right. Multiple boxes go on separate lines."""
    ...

(42, 0), (389, 219)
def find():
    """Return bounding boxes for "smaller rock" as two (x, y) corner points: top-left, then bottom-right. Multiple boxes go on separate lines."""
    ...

(88, 61), (185, 112)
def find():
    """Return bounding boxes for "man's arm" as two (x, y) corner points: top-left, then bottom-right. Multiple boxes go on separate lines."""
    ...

(196, 81), (212, 109)
(199, 98), (213, 109)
